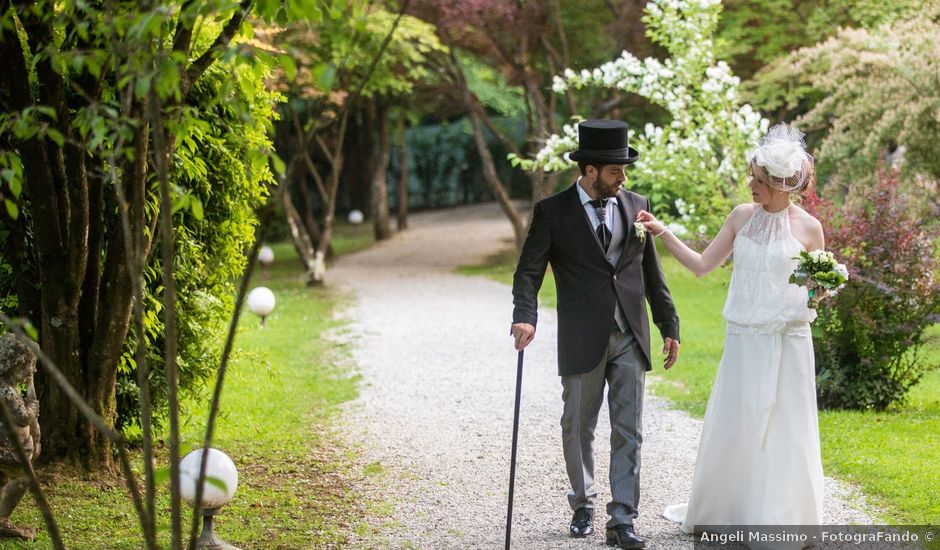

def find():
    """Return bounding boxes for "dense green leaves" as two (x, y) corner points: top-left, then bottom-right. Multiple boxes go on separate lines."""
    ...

(0, 0), (319, 449)
(272, 4), (445, 104)
(119, 55), (281, 436)
(457, 52), (526, 118)
(717, 0), (921, 77)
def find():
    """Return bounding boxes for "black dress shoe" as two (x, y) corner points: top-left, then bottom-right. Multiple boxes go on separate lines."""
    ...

(606, 524), (646, 549)
(569, 507), (594, 538)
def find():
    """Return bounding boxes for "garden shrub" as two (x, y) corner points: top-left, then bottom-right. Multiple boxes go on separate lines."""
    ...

(806, 167), (940, 410)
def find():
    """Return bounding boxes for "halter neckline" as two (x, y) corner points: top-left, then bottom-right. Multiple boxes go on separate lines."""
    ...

(759, 203), (791, 216)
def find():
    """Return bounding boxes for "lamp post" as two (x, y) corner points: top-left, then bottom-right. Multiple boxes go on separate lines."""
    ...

(246, 286), (276, 326)
(347, 209), (364, 224)
(180, 448), (240, 550)
(257, 245), (275, 267)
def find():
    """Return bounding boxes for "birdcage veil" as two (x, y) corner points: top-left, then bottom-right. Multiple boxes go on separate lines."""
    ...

(749, 123), (814, 192)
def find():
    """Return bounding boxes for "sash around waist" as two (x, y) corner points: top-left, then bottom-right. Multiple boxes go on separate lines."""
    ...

(725, 320), (811, 337)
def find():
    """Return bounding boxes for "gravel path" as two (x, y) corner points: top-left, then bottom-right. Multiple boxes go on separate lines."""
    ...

(332, 202), (874, 549)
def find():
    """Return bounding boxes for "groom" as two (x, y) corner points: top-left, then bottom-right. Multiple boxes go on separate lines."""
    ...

(511, 119), (680, 549)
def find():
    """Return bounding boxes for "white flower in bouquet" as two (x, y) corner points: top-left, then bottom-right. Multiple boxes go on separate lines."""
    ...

(789, 250), (849, 309)
(808, 249), (834, 264)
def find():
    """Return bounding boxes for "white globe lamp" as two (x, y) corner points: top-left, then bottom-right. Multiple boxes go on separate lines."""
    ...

(347, 209), (364, 224)
(257, 245), (275, 267)
(246, 286), (276, 326)
(179, 448), (240, 550)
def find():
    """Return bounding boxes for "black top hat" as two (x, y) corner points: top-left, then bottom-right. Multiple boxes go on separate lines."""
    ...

(567, 119), (639, 165)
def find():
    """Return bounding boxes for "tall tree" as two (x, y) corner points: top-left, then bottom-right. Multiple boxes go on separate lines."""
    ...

(0, 0), (322, 471)
(270, 3), (445, 283)
(410, 0), (628, 247)
(370, 98), (394, 240)
(395, 115), (410, 230)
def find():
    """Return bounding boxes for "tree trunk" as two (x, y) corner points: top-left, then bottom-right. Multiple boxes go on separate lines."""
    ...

(282, 187), (320, 285)
(372, 100), (393, 241)
(296, 180), (323, 249)
(466, 100), (526, 248)
(346, 108), (374, 219)
(309, 110), (351, 286)
(521, 74), (557, 204)
(452, 60), (526, 248)
(1, 0), (256, 474)
(291, 113), (335, 260)
(396, 118), (409, 231)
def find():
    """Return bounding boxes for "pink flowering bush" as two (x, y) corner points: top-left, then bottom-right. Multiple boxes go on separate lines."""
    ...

(806, 167), (940, 410)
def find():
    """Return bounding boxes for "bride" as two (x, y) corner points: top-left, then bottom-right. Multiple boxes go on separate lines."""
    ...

(637, 124), (825, 547)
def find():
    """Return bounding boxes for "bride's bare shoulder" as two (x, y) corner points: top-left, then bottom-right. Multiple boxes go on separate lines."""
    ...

(727, 203), (757, 231)
(732, 203), (758, 215)
(789, 204), (823, 231)
(789, 204), (825, 248)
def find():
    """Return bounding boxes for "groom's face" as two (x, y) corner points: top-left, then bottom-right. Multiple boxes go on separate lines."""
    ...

(590, 164), (627, 198)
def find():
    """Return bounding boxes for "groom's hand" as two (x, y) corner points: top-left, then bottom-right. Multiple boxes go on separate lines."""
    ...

(663, 337), (680, 370)
(511, 323), (536, 351)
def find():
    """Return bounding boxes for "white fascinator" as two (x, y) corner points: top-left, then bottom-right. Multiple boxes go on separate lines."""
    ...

(749, 123), (814, 192)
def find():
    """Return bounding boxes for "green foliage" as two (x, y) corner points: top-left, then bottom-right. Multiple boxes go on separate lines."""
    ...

(0, 0), (353, 497)
(1, 0), (290, 440)
(457, 52), (526, 118)
(742, 3), (939, 184)
(391, 117), (528, 208)
(0, 232), (15, 315)
(807, 168), (940, 410)
(558, 0), (646, 69)
(717, 0), (920, 74)
(358, 10), (447, 98)
(273, 5), (446, 102)
(2, 242), (366, 548)
(117, 56), (281, 437)
(400, 121), (473, 206)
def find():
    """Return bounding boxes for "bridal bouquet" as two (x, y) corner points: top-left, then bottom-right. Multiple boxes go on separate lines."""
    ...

(789, 250), (849, 309)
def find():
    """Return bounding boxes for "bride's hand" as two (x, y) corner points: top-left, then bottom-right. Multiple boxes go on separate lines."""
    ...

(808, 280), (831, 300)
(636, 210), (665, 236)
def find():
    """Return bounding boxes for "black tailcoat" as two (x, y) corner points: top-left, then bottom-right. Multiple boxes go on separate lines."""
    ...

(512, 183), (680, 376)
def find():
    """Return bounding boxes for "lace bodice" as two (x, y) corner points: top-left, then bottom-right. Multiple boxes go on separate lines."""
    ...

(723, 205), (816, 332)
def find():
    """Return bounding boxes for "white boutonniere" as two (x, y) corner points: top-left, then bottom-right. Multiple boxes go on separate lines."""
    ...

(634, 221), (647, 244)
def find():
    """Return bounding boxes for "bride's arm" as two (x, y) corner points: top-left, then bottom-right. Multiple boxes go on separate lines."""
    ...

(637, 206), (748, 277)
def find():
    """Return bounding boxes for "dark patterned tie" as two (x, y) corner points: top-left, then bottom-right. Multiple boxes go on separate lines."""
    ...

(589, 199), (611, 252)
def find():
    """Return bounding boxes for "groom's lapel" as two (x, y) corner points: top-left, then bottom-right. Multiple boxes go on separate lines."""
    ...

(615, 189), (636, 269)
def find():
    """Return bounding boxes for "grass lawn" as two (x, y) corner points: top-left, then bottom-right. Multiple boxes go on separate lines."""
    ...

(461, 246), (940, 526)
(2, 222), (375, 549)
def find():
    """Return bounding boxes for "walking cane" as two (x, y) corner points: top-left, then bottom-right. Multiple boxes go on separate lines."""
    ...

(505, 349), (524, 550)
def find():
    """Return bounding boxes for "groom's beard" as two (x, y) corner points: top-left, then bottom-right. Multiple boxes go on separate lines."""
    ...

(592, 174), (624, 199)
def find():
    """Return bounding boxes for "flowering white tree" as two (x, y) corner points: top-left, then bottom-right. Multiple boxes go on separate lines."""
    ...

(517, 0), (768, 233)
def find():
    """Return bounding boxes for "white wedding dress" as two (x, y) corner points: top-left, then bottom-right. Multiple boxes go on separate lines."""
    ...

(663, 205), (824, 549)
